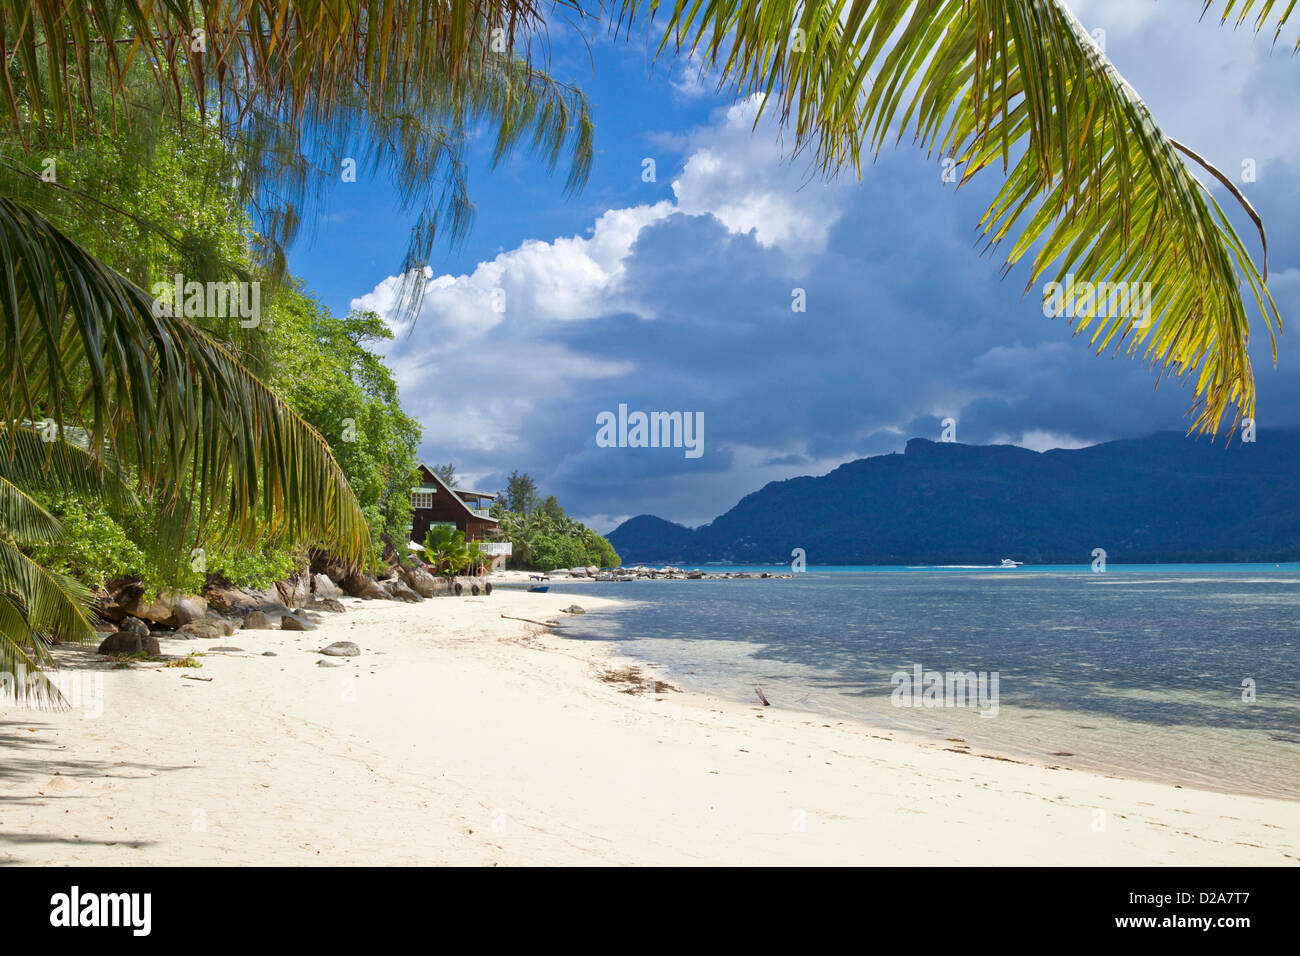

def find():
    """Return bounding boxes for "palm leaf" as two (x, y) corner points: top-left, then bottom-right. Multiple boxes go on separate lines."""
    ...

(0, 196), (370, 565)
(1199, 1), (1300, 48)
(630, 0), (1281, 435)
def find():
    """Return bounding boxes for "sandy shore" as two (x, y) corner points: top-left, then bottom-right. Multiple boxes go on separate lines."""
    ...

(2, 589), (1296, 865)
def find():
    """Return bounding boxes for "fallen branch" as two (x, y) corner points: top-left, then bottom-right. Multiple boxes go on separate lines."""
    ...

(753, 684), (770, 707)
(501, 613), (564, 628)
(182, 675), (213, 682)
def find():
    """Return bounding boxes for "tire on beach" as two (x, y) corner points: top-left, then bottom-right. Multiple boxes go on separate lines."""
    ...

(454, 582), (463, 596)
(484, 582), (492, 596)
(471, 584), (480, 596)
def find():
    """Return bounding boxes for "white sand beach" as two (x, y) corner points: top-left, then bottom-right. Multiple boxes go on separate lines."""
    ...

(2, 590), (1296, 866)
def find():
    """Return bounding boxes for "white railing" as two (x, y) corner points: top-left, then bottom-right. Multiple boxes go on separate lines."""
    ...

(478, 542), (512, 556)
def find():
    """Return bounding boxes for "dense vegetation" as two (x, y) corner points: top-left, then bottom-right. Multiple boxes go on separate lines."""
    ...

(489, 474), (619, 571)
(2, 87), (422, 596)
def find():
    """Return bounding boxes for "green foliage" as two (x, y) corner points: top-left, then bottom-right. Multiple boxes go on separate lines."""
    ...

(495, 501), (620, 572)
(423, 525), (469, 579)
(503, 470), (538, 515)
(266, 287), (422, 554)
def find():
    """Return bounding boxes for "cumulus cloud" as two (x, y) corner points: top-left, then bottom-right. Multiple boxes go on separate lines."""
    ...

(348, 14), (1300, 529)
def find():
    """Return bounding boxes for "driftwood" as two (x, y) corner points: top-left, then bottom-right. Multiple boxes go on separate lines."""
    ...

(753, 684), (770, 707)
(182, 675), (213, 682)
(501, 613), (564, 629)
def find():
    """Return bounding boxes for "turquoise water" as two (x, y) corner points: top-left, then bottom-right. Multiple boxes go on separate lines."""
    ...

(550, 566), (1300, 799)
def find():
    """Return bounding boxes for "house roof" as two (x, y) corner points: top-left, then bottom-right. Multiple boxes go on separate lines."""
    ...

(415, 463), (499, 525)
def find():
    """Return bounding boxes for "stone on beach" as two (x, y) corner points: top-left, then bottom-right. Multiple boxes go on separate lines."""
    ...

(242, 610), (274, 630)
(319, 641), (360, 657)
(281, 614), (316, 631)
(177, 621), (223, 640)
(97, 628), (160, 657)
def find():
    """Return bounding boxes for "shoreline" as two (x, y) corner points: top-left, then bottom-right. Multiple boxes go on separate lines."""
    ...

(2, 590), (1296, 865)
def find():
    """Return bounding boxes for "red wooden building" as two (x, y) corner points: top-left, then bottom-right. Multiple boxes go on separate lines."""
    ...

(409, 464), (500, 545)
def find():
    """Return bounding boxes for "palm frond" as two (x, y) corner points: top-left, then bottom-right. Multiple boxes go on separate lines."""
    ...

(0, 196), (371, 564)
(0, 592), (65, 708)
(630, 0), (1280, 435)
(1199, 0), (1300, 49)
(0, 538), (92, 639)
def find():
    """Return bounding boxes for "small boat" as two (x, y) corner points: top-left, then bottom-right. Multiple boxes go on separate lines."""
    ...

(527, 585), (549, 593)
(1000, 558), (1023, 568)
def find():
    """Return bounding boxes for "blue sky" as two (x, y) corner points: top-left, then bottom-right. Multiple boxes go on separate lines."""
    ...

(286, 2), (1300, 532)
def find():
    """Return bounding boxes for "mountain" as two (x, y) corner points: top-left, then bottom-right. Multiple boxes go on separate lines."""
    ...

(607, 430), (1300, 565)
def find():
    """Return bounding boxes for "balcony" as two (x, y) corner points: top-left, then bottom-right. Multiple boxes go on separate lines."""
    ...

(478, 542), (512, 556)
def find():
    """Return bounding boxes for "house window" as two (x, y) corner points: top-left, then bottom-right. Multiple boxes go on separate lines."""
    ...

(412, 492), (435, 510)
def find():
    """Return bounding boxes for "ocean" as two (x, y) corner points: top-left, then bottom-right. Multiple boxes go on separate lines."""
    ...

(538, 565), (1300, 799)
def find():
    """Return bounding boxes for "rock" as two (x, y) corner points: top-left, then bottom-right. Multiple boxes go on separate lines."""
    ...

(119, 616), (150, 641)
(242, 610), (273, 630)
(316, 659), (344, 667)
(97, 629), (160, 656)
(177, 622), (222, 640)
(280, 614), (316, 631)
(386, 581), (422, 603)
(562, 605), (587, 615)
(262, 651), (278, 657)
(319, 641), (360, 657)
(209, 646), (245, 653)
(203, 582), (293, 620)
(340, 572), (389, 601)
(276, 571), (312, 609)
(92, 621), (118, 634)
(202, 612), (237, 636)
(686, 570), (704, 579)
(400, 565), (438, 598)
(311, 573), (343, 599)
(305, 597), (346, 614)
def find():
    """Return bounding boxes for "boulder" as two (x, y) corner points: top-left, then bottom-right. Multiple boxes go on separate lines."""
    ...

(97, 628), (160, 656)
(399, 565), (438, 598)
(202, 612), (238, 637)
(562, 605), (587, 615)
(280, 614), (316, 631)
(177, 621), (222, 640)
(305, 597), (346, 614)
(114, 584), (207, 628)
(276, 571), (312, 610)
(203, 581), (293, 620)
(319, 641), (360, 657)
(242, 610), (274, 630)
(341, 572), (389, 601)
(311, 573), (343, 599)
(385, 581), (423, 603)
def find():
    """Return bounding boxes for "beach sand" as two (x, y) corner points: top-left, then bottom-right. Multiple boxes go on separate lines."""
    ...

(2, 589), (1296, 866)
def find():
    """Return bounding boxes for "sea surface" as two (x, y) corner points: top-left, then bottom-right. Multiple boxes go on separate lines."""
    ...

(534, 565), (1300, 799)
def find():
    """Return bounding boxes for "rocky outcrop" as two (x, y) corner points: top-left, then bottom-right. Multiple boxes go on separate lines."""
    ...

(340, 571), (389, 600)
